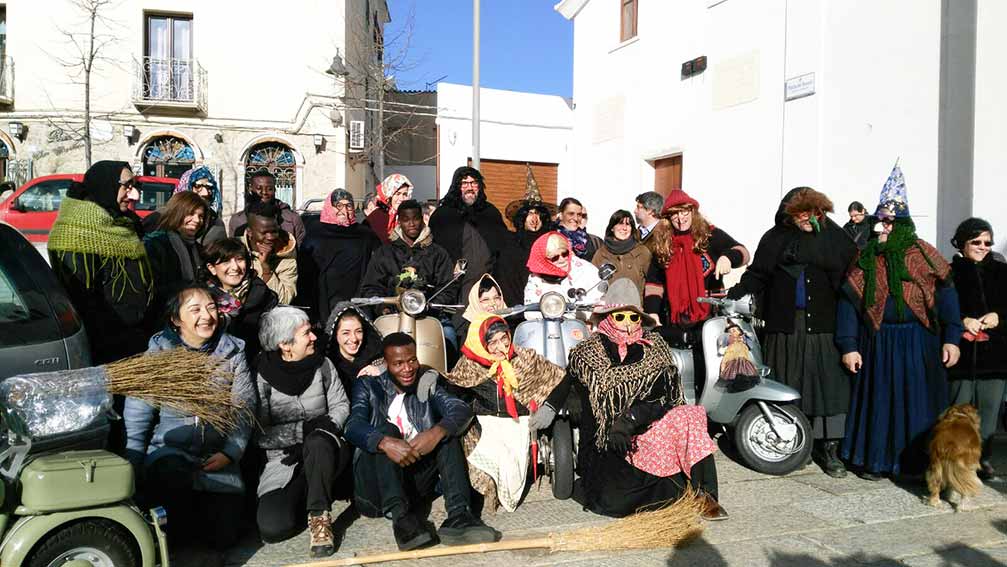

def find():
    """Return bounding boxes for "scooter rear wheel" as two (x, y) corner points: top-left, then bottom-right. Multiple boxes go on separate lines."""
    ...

(551, 418), (575, 500)
(733, 402), (812, 476)
(27, 519), (139, 567)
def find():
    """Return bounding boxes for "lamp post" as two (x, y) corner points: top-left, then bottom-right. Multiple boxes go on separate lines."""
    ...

(472, 0), (480, 170)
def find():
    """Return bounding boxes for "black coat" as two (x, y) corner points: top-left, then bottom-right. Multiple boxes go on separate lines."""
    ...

(225, 276), (278, 365)
(144, 230), (203, 323)
(949, 254), (1007, 377)
(358, 228), (458, 305)
(296, 219), (380, 324)
(843, 216), (876, 250)
(727, 191), (856, 335)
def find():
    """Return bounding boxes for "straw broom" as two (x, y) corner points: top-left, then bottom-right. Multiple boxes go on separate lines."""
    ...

(102, 348), (247, 432)
(287, 488), (707, 567)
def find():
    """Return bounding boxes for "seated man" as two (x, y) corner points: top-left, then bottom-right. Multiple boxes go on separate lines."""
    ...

(240, 199), (298, 304)
(524, 231), (603, 318)
(345, 333), (500, 550)
(568, 278), (726, 520)
(359, 199), (457, 310)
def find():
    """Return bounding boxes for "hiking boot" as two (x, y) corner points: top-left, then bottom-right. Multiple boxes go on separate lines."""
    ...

(700, 494), (729, 521)
(393, 513), (434, 551)
(821, 440), (847, 479)
(438, 510), (501, 546)
(308, 511), (335, 558)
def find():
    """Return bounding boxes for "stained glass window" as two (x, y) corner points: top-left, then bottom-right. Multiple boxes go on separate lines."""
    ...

(245, 142), (297, 206)
(142, 136), (195, 178)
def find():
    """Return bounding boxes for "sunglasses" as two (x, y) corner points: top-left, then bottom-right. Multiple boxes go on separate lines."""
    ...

(612, 313), (641, 323)
(969, 239), (993, 247)
(547, 250), (571, 262)
(119, 179), (139, 189)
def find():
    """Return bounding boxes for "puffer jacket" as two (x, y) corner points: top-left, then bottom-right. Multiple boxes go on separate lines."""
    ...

(345, 371), (472, 454)
(124, 331), (255, 494)
(255, 356), (350, 496)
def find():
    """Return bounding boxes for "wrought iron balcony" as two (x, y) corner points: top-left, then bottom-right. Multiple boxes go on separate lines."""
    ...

(133, 56), (207, 113)
(0, 57), (14, 105)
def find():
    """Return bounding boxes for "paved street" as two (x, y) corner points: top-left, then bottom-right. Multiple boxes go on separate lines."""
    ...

(222, 435), (1007, 567)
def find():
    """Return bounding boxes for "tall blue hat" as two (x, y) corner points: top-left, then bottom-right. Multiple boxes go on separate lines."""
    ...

(875, 161), (909, 218)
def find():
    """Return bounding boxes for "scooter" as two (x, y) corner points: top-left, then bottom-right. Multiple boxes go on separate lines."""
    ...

(350, 261), (467, 374)
(667, 295), (813, 475)
(498, 263), (617, 499)
(0, 372), (169, 567)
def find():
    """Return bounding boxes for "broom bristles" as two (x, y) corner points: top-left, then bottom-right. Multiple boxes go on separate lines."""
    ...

(551, 486), (707, 552)
(104, 349), (250, 433)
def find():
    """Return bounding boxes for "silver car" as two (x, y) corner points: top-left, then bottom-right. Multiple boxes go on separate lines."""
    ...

(0, 222), (90, 380)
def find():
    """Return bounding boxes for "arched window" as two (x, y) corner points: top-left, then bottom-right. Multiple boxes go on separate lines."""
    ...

(142, 135), (195, 178)
(245, 142), (297, 206)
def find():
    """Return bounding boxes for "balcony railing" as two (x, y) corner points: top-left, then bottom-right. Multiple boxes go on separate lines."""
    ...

(0, 57), (14, 105)
(133, 56), (207, 113)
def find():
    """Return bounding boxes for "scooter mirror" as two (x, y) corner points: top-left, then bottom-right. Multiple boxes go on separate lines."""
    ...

(597, 281), (609, 294)
(567, 288), (581, 300)
(597, 263), (617, 281)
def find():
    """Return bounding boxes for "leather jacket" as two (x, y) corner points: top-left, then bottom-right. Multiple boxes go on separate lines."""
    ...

(345, 371), (472, 453)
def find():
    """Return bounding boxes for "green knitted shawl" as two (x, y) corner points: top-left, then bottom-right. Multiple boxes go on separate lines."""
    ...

(857, 218), (934, 316)
(48, 197), (152, 300)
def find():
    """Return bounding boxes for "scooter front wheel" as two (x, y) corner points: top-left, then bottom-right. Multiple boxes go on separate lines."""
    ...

(732, 402), (812, 476)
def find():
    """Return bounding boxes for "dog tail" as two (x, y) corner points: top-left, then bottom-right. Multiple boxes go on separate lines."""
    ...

(943, 458), (982, 498)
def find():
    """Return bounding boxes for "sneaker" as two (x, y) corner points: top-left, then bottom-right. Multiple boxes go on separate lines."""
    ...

(700, 494), (729, 521)
(308, 511), (335, 558)
(393, 513), (434, 551)
(438, 510), (501, 546)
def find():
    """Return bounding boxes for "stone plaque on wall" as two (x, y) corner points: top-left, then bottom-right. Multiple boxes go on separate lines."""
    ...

(712, 51), (760, 110)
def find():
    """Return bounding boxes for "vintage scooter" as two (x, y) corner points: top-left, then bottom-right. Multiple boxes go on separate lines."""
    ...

(0, 372), (169, 567)
(350, 261), (467, 374)
(497, 263), (616, 499)
(666, 295), (813, 475)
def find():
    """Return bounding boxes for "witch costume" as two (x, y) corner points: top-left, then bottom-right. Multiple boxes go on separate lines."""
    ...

(568, 279), (723, 519)
(497, 166), (557, 305)
(837, 165), (963, 477)
(727, 187), (857, 477)
(445, 313), (569, 512)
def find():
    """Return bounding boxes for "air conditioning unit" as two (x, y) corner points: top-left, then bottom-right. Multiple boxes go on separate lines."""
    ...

(349, 120), (365, 150)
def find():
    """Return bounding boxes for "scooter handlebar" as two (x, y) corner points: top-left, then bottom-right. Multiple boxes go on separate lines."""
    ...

(350, 296), (398, 306)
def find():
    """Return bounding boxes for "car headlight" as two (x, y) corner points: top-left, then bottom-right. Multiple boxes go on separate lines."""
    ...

(400, 289), (427, 316)
(540, 292), (567, 319)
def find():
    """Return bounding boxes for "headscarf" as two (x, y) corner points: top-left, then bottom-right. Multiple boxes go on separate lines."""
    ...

(66, 160), (133, 218)
(462, 273), (505, 323)
(460, 313), (520, 419)
(376, 173), (413, 234)
(321, 188), (356, 226)
(175, 166), (222, 214)
(526, 231), (571, 278)
(596, 313), (652, 362)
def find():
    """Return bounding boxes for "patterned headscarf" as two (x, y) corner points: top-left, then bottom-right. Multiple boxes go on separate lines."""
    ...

(596, 314), (652, 362)
(321, 188), (356, 226)
(526, 232), (572, 278)
(461, 313), (520, 419)
(175, 166), (222, 214)
(376, 173), (413, 234)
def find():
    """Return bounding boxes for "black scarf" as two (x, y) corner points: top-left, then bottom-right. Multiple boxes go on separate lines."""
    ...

(603, 235), (637, 256)
(256, 348), (325, 396)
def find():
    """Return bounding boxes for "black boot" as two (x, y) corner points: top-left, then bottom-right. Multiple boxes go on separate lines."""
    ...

(979, 438), (997, 481)
(393, 513), (434, 551)
(815, 440), (847, 478)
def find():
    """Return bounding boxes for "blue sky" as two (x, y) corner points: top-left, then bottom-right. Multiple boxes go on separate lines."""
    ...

(384, 0), (573, 97)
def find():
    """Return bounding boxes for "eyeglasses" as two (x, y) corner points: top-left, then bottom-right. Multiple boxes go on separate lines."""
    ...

(668, 209), (692, 218)
(969, 239), (993, 247)
(547, 250), (571, 262)
(119, 179), (138, 189)
(193, 181), (213, 188)
(334, 202), (355, 210)
(460, 181), (480, 188)
(612, 312), (641, 323)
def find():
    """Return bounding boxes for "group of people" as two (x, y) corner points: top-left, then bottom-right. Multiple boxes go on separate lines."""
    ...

(43, 159), (1006, 561)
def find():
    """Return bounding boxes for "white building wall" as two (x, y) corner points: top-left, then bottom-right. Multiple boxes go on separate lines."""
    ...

(561, 0), (989, 252)
(973, 0), (1007, 257)
(435, 83), (572, 197)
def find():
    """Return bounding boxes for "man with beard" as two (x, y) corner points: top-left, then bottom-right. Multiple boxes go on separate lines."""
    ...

(346, 333), (500, 550)
(296, 189), (380, 324)
(428, 166), (512, 304)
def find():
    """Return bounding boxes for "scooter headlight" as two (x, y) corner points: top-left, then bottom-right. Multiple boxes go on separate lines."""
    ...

(400, 289), (427, 316)
(540, 292), (567, 319)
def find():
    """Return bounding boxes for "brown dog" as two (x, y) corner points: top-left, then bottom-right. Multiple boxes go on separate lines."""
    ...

(926, 404), (982, 511)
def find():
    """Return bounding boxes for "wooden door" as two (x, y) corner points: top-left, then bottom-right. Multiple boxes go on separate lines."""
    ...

(469, 159), (558, 228)
(653, 155), (683, 197)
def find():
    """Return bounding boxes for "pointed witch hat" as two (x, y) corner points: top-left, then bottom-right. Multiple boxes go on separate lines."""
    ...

(505, 163), (558, 225)
(875, 159), (910, 218)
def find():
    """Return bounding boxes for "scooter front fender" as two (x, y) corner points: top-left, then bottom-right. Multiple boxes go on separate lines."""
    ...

(0, 504), (162, 567)
(704, 378), (801, 425)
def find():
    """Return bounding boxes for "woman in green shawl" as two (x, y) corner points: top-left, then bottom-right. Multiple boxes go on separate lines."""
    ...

(48, 160), (154, 364)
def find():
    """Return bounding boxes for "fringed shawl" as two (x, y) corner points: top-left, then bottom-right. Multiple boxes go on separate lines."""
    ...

(569, 332), (684, 451)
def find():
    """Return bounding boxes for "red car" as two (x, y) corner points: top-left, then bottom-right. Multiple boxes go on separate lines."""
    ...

(0, 174), (178, 243)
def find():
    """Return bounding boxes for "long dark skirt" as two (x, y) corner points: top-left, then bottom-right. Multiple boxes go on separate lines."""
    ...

(763, 310), (850, 420)
(841, 320), (948, 475)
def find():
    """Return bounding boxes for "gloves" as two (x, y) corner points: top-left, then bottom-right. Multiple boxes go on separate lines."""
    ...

(280, 444), (302, 466)
(725, 286), (745, 301)
(528, 403), (557, 430)
(417, 368), (439, 403)
(607, 417), (635, 455)
(303, 415), (340, 441)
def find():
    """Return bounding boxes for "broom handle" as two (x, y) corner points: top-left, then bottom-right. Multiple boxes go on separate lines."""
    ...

(286, 536), (555, 566)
